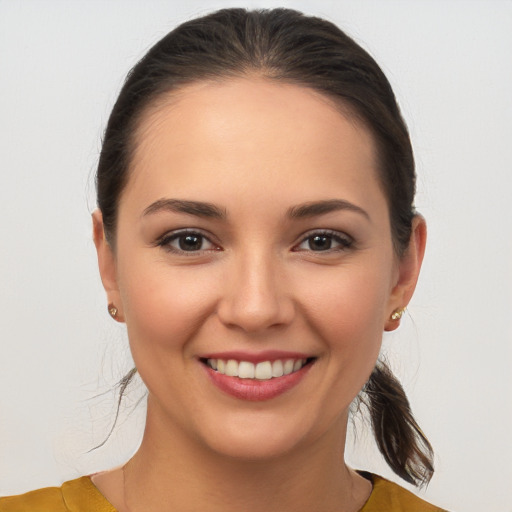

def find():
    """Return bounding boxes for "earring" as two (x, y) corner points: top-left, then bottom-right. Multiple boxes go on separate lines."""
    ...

(108, 303), (118, 319)
(390, 307), (406, 321)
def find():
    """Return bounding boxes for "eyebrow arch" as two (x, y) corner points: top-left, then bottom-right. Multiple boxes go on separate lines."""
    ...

(287, 199), (370, 221)
(142, 198), (227, 219)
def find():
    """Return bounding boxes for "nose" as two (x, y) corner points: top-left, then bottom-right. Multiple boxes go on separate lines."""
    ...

(216, 251), (295, 334)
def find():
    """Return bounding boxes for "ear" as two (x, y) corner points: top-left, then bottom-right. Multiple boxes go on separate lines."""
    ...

(384, 215), (427, 331)
(92, 209), (124, 322)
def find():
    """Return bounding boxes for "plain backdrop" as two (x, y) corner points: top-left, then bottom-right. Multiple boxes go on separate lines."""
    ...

(1, 1), (511, 511)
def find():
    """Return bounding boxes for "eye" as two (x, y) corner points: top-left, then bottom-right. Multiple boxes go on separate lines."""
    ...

(294, 231), (353, 252)
(158, 230), (218, 253)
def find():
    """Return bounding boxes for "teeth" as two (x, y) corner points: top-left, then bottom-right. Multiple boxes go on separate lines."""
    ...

(283, 359), (294, 375)
(272, 360), (283, 377)
(238, 361), (255, 379)
(255, 361), (272, 380)
(225, 359), (238, 377)
(206, 357), (309, 381)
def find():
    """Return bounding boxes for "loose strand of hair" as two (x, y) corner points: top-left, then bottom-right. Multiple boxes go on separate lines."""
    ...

(87, 367), (138, 452)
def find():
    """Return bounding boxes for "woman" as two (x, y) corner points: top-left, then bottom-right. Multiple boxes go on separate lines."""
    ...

(0, 8), (447, 511)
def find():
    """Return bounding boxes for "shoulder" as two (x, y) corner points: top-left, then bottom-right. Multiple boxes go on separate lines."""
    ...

(0, 476), (116, 512)
(0, 484), (66, 512)
(360, 473), (448, 512)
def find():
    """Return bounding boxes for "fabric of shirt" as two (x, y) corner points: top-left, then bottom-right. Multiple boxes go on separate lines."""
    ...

(0, 473), (447, 511)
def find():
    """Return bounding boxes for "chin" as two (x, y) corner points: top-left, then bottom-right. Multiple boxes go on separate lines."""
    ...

(206, 429), (304, 461)
(194, 407), (339, 462)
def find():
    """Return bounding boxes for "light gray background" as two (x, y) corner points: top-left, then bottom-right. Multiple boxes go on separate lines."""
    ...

(1, 1), (511, 511)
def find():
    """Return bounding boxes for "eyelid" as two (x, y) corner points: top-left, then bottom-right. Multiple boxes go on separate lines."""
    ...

(155, 228), (353, 254)
(292, 229), (354, 252)
(156, 228), (222, 254)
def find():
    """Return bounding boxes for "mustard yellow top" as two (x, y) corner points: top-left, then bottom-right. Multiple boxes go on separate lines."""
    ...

(0, 473), (447, 512)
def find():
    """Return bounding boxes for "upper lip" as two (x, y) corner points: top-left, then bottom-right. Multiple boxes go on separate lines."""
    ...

(199, 350), (314, 364)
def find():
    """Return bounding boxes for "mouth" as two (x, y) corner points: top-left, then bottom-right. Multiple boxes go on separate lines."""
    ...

(201, 357), (315, 381)
(199, 353), (316, 401)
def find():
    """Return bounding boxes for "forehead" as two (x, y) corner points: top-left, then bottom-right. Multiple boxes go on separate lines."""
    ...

(124, 77), (382, 210)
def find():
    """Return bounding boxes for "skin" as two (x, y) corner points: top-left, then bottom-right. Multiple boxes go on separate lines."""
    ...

(92, 77), (426, 512)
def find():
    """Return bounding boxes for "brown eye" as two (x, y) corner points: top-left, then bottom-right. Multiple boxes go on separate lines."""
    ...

(159, 231), (217, 253)
(308, 235), (332, 251)
(178, 234), (204, 251)
(295, 231), (353, 252)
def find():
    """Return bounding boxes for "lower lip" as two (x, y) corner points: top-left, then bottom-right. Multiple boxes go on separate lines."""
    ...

(203, 362), (313, 401)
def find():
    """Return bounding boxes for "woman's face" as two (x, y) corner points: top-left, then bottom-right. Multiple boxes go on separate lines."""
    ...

(95, 78), (423, 459)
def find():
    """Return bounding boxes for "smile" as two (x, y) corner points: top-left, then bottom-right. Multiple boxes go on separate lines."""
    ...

(200, 352), (316, 401)
(206, 358), (309, 381)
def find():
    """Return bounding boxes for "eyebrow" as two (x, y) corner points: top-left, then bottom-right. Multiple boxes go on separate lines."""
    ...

(287, 199), (370, 221)
(142, 198), (226, 219)
(142, 198), (369, 222)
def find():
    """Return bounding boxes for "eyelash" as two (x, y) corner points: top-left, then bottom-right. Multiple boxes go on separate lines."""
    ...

(157, 228), (353, 255)
(157, 229), (219, 255)
(293, 230), (354, 253)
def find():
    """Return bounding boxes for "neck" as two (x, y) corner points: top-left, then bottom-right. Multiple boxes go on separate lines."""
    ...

(122, 401), (371, 512)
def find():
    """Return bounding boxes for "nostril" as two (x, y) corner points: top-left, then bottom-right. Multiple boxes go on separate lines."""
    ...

(216, 294), (296, 333)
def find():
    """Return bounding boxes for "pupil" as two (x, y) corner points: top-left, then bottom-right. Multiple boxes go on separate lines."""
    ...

(309, 235), (331, 251)
(179, 235), (202, 251)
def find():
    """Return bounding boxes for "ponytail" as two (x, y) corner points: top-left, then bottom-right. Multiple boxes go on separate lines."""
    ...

(359, 360), (434, 487)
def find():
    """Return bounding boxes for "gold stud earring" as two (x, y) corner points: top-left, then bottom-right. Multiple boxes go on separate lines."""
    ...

(390, 307), (406, 321)
(108, 303), (118, 319)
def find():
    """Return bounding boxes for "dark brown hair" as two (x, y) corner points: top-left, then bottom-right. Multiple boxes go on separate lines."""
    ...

(96, 8), (433, 486)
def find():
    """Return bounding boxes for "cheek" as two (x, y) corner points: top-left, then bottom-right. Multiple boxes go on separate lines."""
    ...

(117, 254), (222, 361)
(296, 260), (392, 382)
(298, 259), (392, 334)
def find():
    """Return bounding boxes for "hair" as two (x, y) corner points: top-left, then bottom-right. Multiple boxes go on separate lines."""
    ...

(95, 8), (433, 486)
